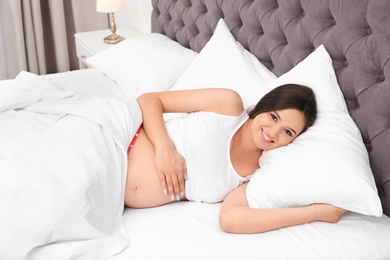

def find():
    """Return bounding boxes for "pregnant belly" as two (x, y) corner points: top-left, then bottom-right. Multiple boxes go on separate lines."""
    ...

(124, 130), (186, 208)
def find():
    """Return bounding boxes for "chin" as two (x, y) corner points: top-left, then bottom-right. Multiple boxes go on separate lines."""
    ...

(263, 144), (280, 151)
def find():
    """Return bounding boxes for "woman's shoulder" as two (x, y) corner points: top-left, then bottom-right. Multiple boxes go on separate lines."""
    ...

(214, 88), (245, 116)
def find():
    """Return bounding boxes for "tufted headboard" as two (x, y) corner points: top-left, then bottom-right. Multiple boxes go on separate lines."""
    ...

(151, 0), (390, 216)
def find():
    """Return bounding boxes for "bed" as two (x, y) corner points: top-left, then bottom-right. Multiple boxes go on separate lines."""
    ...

(1, 0), (390, 259)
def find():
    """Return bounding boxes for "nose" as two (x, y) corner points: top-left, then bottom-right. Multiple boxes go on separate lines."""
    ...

(268, 126), (283, 140)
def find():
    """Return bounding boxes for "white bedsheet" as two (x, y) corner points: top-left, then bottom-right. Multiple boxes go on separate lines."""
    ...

(0, 70), (141, 259)
(1, 69), (390, 260)
(115, 203), (390, 260)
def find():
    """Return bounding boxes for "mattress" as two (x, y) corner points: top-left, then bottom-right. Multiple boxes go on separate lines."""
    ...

(40, 69), (390, 260)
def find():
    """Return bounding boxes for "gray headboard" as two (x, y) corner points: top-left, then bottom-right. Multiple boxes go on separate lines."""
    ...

(151, 0), (390, 216)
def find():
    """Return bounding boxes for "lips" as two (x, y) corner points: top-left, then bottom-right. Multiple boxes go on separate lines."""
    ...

(261, 130), (273, 143)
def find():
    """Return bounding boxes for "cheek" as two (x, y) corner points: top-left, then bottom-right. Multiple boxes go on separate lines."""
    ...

(277, 135), (294, 147)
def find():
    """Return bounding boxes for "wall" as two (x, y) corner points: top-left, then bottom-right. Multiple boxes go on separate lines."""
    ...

(115, 0), (153, 33)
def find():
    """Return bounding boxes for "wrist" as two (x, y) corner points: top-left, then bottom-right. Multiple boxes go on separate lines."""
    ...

(155, 138), (175, 151)
(305, 204), (318, 223)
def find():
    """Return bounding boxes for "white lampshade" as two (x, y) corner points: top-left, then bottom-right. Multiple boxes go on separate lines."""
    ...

(96, 0), (126, 13)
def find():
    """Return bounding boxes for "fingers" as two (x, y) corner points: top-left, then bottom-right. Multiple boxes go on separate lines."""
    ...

(310, 203), (348, 223)
(155, 151), (187, 201)
(177, 170), (186, 198)
(158, 172), (168, 196)
(159, 169), (186, 201)
(169, 172), (186, 201)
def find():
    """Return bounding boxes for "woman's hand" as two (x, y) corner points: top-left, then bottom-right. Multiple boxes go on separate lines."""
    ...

(154, 144), (187, 201)
(308, 203), (348, 223)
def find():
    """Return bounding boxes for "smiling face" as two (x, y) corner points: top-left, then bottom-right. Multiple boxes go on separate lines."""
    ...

(250, 108), (306, 151)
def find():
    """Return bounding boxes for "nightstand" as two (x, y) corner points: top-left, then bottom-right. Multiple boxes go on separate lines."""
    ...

(74, 28), (141, 69)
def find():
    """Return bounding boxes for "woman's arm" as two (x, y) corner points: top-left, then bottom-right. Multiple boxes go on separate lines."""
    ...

(137, 88), (244, 201)
(219, 183), (348, 234)
(137, 88), (243, 150)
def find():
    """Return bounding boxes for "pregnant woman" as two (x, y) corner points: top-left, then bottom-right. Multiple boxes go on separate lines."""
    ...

(124, 84), (347, 233)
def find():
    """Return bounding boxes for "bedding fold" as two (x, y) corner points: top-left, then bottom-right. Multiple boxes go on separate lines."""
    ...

(0, 72), (142, 259)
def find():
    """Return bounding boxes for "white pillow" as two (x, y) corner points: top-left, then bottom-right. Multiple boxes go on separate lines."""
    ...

(86, 33), (198, 98)
(169, 18), (276, 109)
(246, 45), (382, 217)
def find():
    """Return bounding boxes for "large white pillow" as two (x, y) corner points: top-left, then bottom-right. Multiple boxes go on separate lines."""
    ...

(86, 33), (198, 98)
(246, 45), (382, 217)
(169, 18), (276, 109)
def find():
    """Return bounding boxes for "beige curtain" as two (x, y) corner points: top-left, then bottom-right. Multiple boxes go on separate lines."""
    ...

(0, 31), (7, 80)
(0, 0), (109, 79)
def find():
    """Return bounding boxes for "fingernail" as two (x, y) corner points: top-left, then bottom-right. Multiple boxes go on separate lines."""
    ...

(164, 189), (167, 195)
(180, 192), (184, 197)
(185, 174), (189, 180)
(176, 195), (180, 201)
(171, 195), (175, 201)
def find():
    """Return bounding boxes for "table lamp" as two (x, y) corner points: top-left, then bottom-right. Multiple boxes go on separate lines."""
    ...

(96, 0), (126, 44)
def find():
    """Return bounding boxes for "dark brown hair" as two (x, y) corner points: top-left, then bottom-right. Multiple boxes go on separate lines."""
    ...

(248, 84), (317, 134)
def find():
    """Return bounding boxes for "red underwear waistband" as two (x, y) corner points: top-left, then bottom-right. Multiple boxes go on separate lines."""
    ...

(127, 125), (142, 153)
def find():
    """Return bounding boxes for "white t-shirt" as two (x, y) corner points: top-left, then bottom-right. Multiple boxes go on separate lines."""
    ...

(165, 111), (252, 202)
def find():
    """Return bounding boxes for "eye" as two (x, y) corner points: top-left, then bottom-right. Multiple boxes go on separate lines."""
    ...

(270, 113), (277, 121)
(284, 129), (292, 137)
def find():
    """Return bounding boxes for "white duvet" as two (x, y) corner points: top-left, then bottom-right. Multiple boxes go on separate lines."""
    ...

(0, 72), (142, 259)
